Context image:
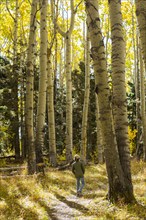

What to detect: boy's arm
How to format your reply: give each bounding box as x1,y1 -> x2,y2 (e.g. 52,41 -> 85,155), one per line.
81,163 -> 85,174
72,164 -> 75,174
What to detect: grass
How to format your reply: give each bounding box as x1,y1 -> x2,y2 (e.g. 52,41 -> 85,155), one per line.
0,160 -> 146,220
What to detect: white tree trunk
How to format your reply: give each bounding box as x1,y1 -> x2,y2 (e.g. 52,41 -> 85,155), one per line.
85,0 -> 135,203
36,0 -> 48,170
65,33 -> 73,162
135,0 -> 146,161
81,24 -> 90,164
108,0 -> 133,188
47,52 -> 57,166
51,0 -> 76,162
135,0 -> 146,70
140,48 -> 146,161
96,98 -> 104,164
26,0 -> 38,174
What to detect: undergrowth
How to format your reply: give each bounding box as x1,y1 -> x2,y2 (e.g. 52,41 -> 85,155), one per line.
0,160 -> 146,220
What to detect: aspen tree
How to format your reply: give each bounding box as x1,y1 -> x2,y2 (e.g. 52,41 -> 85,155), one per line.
26,0 -> 38,174
51,0 -> 76,162
135,0 -> 146,161
81,20 -> 90,164
131,1 -> 141,158
108,0 -> 133,191
135,0 -> 146,69
35,0 -> 48,171
135,36 -> 141,159
85,0 -> 135,203
13,0 -> 20,159
139,48 -> 146,161
47,50 -> 57,166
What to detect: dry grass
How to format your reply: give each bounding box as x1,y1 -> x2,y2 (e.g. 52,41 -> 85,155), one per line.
0,160 -> 146,220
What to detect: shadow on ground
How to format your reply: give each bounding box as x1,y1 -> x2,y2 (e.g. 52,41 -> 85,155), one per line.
54,192 -> 90,214
127,202 -> 146,219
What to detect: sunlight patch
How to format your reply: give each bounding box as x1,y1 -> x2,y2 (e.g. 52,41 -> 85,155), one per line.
0,198 -> 7,209
18,196 -> 49,219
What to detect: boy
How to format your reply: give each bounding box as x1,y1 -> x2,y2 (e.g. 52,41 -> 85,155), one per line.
72,154 -> 85,197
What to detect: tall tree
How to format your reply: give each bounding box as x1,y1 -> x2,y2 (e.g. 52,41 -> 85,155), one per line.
135,36 -> 141,159
135,0 -> 146,161
84,0 -> 135,203
12,0 -> 20,160
81,21 -> 90,164
108,0 -> 133,194
26,0 -> 38,174
139,48 -> 146,161
51,0 -> 76,162
47,50 -> 57,166
35,0 -> 48,171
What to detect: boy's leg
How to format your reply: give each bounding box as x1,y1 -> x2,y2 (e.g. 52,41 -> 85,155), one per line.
76,178 -> 80,195
79,177 -> 85,194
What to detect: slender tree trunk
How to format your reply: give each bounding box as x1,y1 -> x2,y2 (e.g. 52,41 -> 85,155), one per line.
20,49 -> 25,159
81,24 -> 90,164
65,32 -> 73,162
26,0 -> 38,174
135,36 -> 141,159
11,0 -> 20,160
108,0 -> 133,193
140,48 -> 146,161
47,51 -> 57,166
51,0 -> 76,163
135,0 -> 146,70
95,97 -> 104,164
85,0 -> 135,203
135,0 -> 146,161
35,0 -> 48,171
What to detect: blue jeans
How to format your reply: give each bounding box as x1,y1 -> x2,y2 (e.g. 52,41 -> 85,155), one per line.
76,177 -> 85,193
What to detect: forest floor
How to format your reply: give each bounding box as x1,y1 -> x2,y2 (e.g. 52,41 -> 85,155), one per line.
0,159 -> 146,220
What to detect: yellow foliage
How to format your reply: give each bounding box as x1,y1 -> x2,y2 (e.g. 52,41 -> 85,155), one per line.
128,126 -> 137,154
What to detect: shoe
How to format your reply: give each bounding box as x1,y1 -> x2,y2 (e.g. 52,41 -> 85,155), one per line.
77,192 -> 82,197
77,192 -> 80,197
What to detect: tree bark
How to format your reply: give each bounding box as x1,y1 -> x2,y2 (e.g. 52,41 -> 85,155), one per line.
108,0 -> 133,193
85,0 -> 135,203
135,36 -> 141,159
95,96 -> 104,164
140,48 -> 146,161
26,0 -> 38,174
81,23 -> 90,164
35,0 -> 48,172
51,0 -> 76,162
135,0 -> 146,161
135,0 -> 146,70
47,51 -> 57,166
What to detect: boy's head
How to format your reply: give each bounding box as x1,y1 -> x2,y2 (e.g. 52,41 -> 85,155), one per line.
74,154 -> 80,161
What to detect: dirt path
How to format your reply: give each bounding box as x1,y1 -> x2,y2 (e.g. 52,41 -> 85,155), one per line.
48,193 -> 95,220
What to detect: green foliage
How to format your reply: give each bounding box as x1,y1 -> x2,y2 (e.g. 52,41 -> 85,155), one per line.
72,61 -> 96,155
127,81 -> 137,155
0,56 -> 17,155
53,61 -> 97,157
127,81 -> 136,130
